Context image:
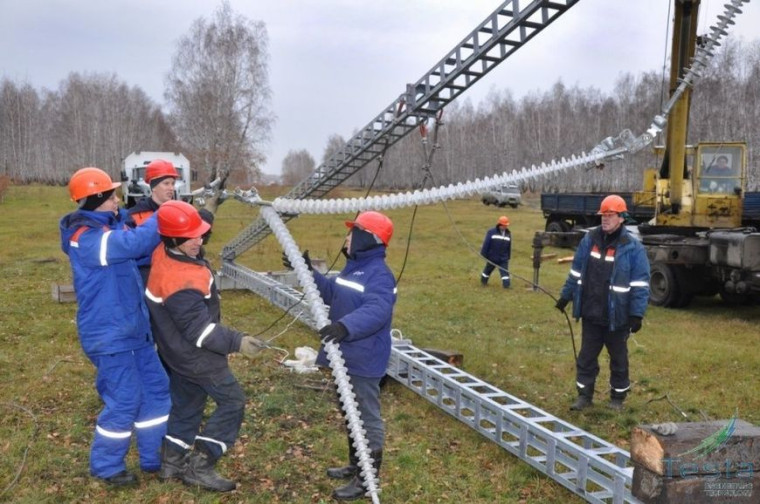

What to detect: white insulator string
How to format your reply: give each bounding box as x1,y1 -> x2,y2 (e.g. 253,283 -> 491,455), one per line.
259,206 -> 381,504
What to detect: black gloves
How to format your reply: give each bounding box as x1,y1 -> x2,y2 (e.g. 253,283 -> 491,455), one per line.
629,316 -> 642,333
319,322 -> 348,345
282,250 -> 312,271
555,297 -> 569,312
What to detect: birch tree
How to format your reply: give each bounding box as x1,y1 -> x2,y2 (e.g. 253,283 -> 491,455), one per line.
165,1 -> 274,210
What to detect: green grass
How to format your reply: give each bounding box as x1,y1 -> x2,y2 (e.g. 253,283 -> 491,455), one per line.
2,184 -> 760,503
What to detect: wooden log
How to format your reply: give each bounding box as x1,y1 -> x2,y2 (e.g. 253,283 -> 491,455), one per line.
539,253 -> 557,262
557,256 -> 574,264
51,283 -> 76,303
631,420 -> 760,476
633,462 -> 759,503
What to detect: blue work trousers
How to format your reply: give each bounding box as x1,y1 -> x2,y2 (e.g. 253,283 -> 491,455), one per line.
481,261 -> 510,287
89,345 -> 170,477
342,375 -> 384,453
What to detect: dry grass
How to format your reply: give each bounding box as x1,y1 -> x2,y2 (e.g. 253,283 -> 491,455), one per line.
1,184 -> 759,503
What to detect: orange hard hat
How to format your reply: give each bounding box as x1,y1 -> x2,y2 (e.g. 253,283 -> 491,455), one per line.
345,211 -> 393,246
68,167 -> 121,202
145,159 -> 179,183
157,200 -> 210,239
598,195 -> 627,214
498,215 -> 510,226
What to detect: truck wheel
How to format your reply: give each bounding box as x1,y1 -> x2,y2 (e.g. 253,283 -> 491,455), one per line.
649,262 -> 681,307
546,221 -> 565,233
509,203 -> 518,208
482,198 -> 490,206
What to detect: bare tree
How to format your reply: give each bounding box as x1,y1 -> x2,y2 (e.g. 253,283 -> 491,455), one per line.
165,1 -> 274,210
48,72 -> 177,183
281,149 -> 315,186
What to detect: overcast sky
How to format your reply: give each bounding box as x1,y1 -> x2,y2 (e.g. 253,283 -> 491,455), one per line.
2,0 -> 758,175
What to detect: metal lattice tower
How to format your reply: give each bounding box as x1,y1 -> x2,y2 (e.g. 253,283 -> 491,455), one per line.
222,0 -> 580,260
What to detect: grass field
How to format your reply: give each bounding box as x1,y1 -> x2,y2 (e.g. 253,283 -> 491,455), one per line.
1,184 -> 759,503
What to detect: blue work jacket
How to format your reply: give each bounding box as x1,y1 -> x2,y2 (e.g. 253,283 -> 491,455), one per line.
312,247 -> 396,378
59,208 -> 160,356
560,226 -> 650,331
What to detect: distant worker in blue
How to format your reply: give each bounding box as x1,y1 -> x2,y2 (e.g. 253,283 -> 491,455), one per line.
554,195 -> 650,412
59,167 -> 170,486
283,210 -> 397,501
480,215 -> 512,288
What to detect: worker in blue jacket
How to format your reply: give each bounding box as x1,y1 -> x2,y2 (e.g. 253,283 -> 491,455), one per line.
480,215 -> 512,287
59,167 -> 170,486
555,195 -> 650,412
285,210 -> 396,501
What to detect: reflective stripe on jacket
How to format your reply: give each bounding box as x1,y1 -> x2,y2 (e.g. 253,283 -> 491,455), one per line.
59,208 -> 160,356
480,225 -> 512,263
145,245 -> 243,383
559,226 -> 650,331
312,247 -> 396,378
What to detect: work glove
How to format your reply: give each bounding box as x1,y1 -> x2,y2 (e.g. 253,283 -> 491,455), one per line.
281,250 -> 312,271
319,322 -> 348,345
629,316 -> 642,334
239,335 -> 267,357
554,297 -> 569,312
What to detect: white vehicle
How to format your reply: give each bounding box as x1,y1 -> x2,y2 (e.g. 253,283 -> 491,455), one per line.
120,151 -> 195,208
481,184 -> 522,208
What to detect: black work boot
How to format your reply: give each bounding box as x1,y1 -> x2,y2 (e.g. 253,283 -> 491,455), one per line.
608,391 -> 627,412
159,438 -> 189,481
333,450 -> 382,501
327,439 -> 359,479
103,470 -> 138,486
570,395 -> 593,411
570,385 -> 594,411
182,445 -> 236,492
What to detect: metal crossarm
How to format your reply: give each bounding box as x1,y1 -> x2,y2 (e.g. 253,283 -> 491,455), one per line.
222,0 -> 580,260
220,269 -> 640,503
219,261 -> 319,329
386,344 -> 640,504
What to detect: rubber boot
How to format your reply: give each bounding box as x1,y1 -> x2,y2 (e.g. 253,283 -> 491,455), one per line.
327,438 -> 359,479
608,390 -> 627,412
103,470 -> 138,486
333,450 -> 382,501
181,444 -> 236,492
159,439 -> 189,481
570,385 -> 594,411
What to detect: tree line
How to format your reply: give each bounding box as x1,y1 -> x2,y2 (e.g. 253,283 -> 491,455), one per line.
289,37 -> 759,194
2,20 -> 757,196
0,1 -> 272,202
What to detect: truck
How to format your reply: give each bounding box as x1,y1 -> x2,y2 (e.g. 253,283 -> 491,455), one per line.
541,188 -> 760,232
120,151 -> 196,208
542,0 -> 760,308
541,192 -> 654,232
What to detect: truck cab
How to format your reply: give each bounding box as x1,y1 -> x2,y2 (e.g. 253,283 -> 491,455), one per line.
120,151 -> 196,208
